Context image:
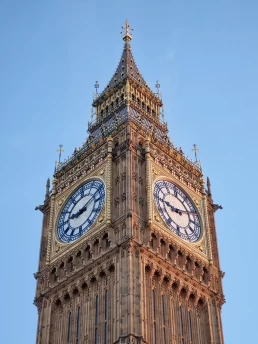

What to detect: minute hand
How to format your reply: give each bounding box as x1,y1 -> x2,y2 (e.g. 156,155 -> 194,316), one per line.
71,187 -> 101,219
174,208 -> 197,216
160,198 -> 196,216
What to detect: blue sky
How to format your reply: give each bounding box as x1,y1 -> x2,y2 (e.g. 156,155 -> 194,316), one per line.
1,1 -> 257,342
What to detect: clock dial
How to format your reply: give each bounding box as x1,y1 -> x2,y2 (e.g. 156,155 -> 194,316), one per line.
153,180 -> 201,243
57,180 -> 105,243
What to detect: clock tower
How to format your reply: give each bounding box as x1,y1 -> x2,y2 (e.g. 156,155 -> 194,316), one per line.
35,21 -> 225,344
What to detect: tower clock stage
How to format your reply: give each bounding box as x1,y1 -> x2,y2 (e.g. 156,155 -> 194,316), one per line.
34,21 -> 225,344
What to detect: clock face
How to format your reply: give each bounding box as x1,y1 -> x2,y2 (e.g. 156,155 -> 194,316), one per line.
153,180 -> 201,243
57,180 -> 105,243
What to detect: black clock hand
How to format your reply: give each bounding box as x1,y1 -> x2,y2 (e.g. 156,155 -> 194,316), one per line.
176,209 -> 197,216
165,202 -> 182,215
159,198 -> 182,215
70,202 -> 90,219
71,204 -> 88,219
159,198 -> 196,216
70,186 -> 101,219
166,202 -> 196,216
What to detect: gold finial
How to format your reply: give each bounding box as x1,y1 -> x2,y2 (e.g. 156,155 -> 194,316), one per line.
192,144 -> 199,163
121,20 -> 133,42
94,81 -> 99,96
155,80 -> 160,97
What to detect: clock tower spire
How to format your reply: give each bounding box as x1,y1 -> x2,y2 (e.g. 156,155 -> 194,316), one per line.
35,22 -> 225,344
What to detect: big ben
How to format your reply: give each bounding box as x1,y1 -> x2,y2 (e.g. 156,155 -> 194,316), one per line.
34,21 -> 225,344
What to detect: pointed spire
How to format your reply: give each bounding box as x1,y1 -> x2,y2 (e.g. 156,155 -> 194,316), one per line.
207,177 -> 212,197
93,21 -> 160,106
45,178 -> 50,201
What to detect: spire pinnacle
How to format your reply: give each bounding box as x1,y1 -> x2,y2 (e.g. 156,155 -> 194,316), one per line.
45,178 -> 50,201
207,177 -> 212,197
121,20 -> 133,42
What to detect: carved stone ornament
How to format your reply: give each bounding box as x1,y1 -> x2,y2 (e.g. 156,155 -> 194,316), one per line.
54,241 -> 62,253
193,197 -> 199,206
198,245 -> 204,252
154,212 -> 161,223
98,215 -> 104,223
58,199 -> 64,208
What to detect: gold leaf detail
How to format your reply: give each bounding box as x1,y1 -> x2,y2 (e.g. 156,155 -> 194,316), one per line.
193,198 -> 199,205
198,245 -> 204,252
55,242 -> 61,253
154,213 -> 160,222
58,199 -> 64,207
99,216 -> 104,222
152,169 -> 158,175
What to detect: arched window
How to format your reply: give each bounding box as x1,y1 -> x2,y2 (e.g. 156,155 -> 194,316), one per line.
152,290 -> 157,344
162,295 -> 166,344
104,290 -> 108,344
95,295 -> 99,344
188,310 -> 193,343
76,307 -> 80,344
179,306 -> 184,344
67,312 -> 72,344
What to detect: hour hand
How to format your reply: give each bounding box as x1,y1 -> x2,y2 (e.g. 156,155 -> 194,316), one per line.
165,202 -> 182,215
70,205 -> 87,219
70,212 -> 78,219
159,198 -> 182,215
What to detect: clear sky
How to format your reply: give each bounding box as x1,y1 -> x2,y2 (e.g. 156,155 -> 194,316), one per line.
1,0 -> 257,343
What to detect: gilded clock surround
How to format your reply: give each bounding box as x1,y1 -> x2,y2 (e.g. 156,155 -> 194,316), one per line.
34,22 -> 225,344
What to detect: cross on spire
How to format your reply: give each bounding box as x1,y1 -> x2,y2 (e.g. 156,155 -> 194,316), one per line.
192,144 -> 199,163
121,19 -> 133,42
56,144 -> 64,163
94,81 -> 99,95
155,80 -> 160,97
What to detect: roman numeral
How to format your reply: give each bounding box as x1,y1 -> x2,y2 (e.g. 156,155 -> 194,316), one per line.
185,229 -> 191,241
188,226 -> 194,233
70,197 -> 76,204
64,227 -> 70,234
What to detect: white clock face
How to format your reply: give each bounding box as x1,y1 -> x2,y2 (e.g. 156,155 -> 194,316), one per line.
57,180 -> 105,243
153,180 -> 201,243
